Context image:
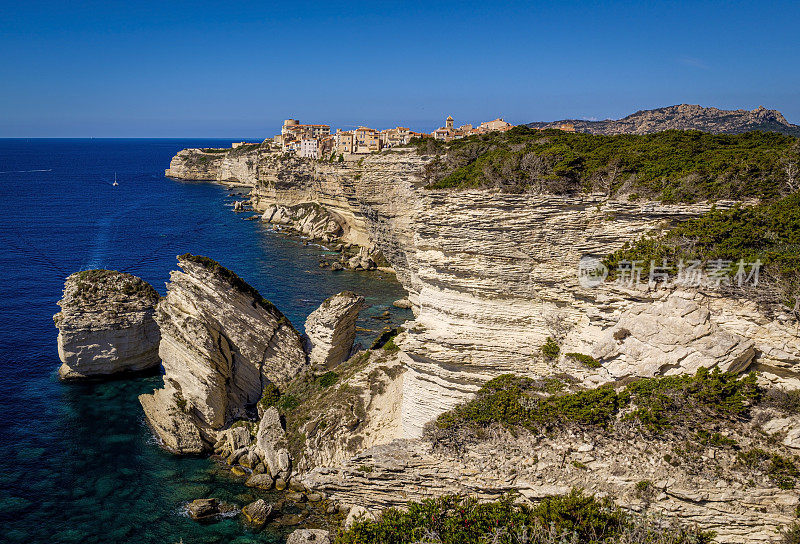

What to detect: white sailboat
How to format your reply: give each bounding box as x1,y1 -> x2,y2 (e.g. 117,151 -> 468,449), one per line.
112,172 -> 119,186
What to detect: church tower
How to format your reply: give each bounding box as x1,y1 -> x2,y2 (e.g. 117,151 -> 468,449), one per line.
446,115 -> 454,129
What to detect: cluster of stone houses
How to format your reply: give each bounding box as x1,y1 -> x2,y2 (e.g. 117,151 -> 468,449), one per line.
431,116 -> 514,141
269,115 -> 516,159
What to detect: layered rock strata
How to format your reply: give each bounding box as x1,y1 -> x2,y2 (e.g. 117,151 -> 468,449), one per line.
209,347 -> 407,481
302,405 -> 800,544
165,147 -> 800,437
54,270 -> 161,380
160,146 -> 800,542
139,254 -> 307,453
262,203 -> 345,243
303,292 -> 364,369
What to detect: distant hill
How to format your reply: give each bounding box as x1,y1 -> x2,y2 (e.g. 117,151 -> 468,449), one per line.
527,104 -> 800,136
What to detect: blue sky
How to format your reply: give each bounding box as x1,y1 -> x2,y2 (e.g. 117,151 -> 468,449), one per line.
1,0 -> 798,137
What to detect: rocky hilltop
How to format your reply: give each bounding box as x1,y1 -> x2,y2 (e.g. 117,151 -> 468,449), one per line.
527,104 -> 800,135
54,269 -> 161,380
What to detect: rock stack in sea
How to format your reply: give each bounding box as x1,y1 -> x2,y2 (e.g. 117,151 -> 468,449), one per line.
139,254 -> 308,453
54,269 -> 161,380
303,291 -> 364,369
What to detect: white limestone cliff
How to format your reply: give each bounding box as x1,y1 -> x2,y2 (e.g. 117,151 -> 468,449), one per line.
139,254 -> 307,453
166,148 -> 800,436
303,292 -> 364,369
54,270 -> 161,380
163,147 -> 800,541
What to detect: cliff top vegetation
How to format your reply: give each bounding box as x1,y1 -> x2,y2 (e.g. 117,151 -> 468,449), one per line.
68,269 -> 159,305
604,191 -> 800,310
431,368 -> 760,435
411,127 -> 800,203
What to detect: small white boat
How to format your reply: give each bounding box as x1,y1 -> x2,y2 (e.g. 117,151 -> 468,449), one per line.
112,173 -> 119,186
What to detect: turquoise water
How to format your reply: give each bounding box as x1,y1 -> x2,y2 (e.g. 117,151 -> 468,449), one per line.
0,139 -> 411,543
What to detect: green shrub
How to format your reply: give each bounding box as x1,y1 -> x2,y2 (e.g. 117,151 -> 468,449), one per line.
634,480 -> 655,499
173,391 -> 187,413
695,430 -> 738,447
259,382 -> 281,410
737,448 -> 800,489
770,455 -> 800,489
541,337 -> 560,360
433,367 -> 759,435
604,192 -> 800,307
624,367 -> 759,431
782,522 -> 800,544
318,371 -> 339,388
565,352 -> 602,368
276,394 -> 301,411
416,126 -> 798,203
337,489 -> 713,544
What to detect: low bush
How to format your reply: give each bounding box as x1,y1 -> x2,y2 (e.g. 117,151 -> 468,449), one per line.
782,522 -> 800,544
603,192 -> 800,308
635,480 -> 655,500
623,367 -> 759,431
318,371 -> 339,388
276,393 -> 301,411
258,382 -> 281,410
433,367 -> 759,435
613,328 -> 631,341
541,337 -> 560,360
565,352 -> 602,368
694,430 -> 738,448
412,127 -> 798,203
337,490 -> 714,544
737,448 -> 800,489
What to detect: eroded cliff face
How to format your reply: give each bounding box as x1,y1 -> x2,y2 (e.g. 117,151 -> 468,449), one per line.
157,147 -> 800,541
166,147 -> 800,439
303,292 -> 364,370
54,270 -> 161,379
139,255 -> 307,453
301,419 -> 800,544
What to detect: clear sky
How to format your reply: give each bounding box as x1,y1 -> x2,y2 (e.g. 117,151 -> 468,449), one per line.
2,0 -> 798,137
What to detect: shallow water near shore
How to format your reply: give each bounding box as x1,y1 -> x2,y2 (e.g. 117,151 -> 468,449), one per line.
0,139 -> 411,543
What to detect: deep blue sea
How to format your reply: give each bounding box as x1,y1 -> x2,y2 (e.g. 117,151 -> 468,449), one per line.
0,139 -> 410,543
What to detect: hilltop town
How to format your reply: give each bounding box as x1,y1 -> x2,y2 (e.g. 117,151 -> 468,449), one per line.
234,115 -> 519,159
